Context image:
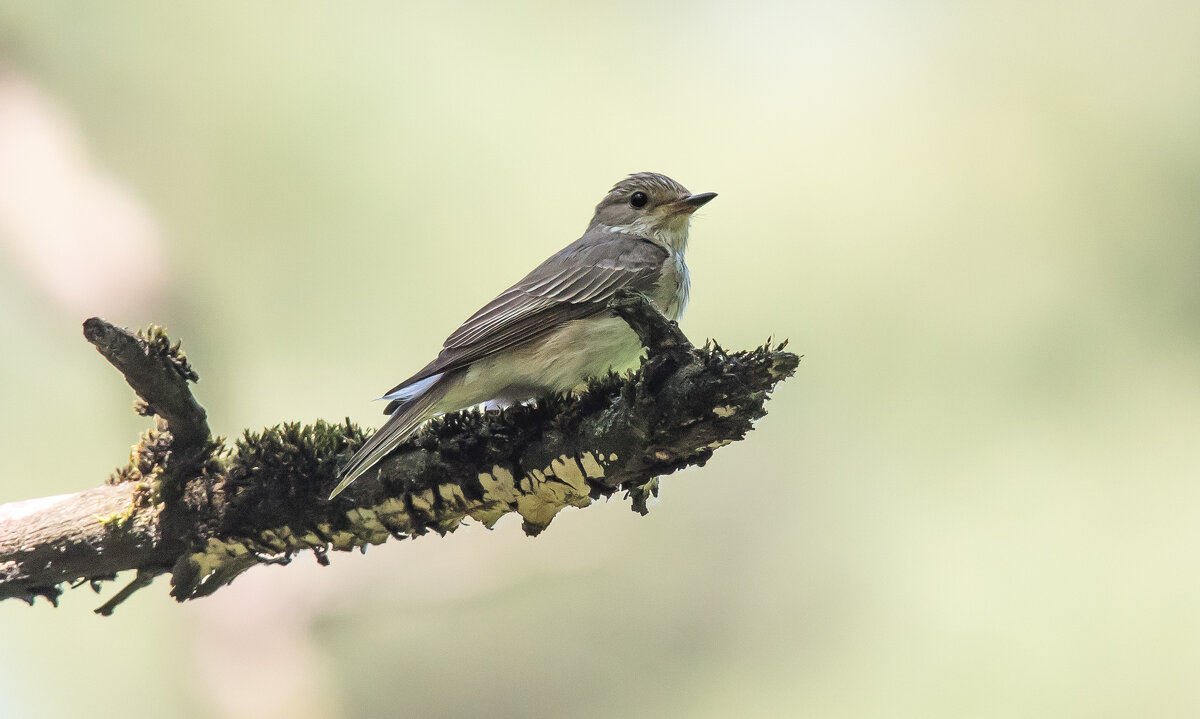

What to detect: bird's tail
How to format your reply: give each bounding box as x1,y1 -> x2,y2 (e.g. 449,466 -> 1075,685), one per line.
328,382 -> 445,499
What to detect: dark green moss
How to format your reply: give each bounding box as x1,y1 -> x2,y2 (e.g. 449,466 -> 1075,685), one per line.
135,325 -> 199,384
219,419 -> 366,536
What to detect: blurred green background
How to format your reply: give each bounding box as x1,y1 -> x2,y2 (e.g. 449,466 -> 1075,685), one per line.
2,1 -> 1199,717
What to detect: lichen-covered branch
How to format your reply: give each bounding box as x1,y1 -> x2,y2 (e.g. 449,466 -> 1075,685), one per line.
82,318 -> 209,459
0,296 -> 799,613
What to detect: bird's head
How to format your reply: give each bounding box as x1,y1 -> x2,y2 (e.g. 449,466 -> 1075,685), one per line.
588,172 -> 717,253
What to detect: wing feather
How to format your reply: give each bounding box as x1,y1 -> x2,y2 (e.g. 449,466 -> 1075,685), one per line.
381,232 -> 666,402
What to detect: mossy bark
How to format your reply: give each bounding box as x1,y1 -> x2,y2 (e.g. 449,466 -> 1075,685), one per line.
0,293 -> 799,612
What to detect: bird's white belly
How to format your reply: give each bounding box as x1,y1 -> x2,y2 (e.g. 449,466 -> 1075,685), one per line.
441,315 -> 645,410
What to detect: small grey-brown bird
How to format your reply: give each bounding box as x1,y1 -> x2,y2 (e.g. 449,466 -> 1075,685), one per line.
329,172 -> 716,498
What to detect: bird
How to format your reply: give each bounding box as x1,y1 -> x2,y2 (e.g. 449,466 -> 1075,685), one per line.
328,172 -> 716,499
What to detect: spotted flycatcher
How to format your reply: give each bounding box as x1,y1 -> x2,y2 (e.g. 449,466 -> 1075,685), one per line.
329,172 -> 716,498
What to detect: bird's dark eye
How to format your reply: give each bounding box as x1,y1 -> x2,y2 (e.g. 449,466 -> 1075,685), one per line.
629,191 -> 649,209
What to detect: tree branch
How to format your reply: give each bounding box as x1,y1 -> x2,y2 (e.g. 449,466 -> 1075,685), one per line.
0,294 -> 799,612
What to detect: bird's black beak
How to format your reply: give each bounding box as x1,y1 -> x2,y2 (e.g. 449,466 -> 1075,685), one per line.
671,192 -> 717,215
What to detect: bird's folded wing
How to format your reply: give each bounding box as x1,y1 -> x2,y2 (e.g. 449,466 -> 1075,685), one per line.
383,234 -> 666,397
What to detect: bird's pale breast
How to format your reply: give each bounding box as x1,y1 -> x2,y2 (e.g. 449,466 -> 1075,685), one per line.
656,252 -> 690,321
